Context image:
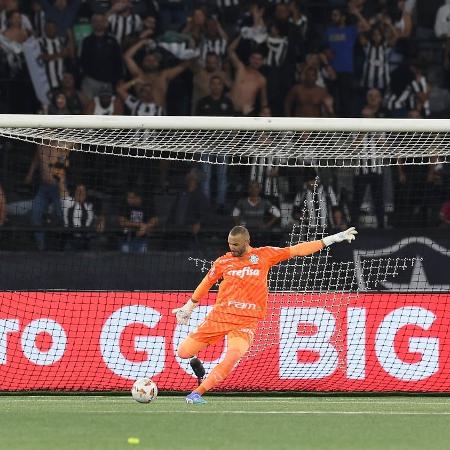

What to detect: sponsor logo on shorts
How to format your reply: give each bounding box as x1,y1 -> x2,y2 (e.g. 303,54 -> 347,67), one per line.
227,266 -> 260,278
227,300 -> 257,310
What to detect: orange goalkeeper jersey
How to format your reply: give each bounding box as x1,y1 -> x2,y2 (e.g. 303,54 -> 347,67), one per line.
194,246 -> 291,323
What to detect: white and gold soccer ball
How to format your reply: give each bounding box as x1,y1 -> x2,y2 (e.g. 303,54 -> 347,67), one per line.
131,378 -> 158,403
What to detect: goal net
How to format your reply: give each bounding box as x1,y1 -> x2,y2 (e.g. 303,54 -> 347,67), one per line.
0,115 -> 449,392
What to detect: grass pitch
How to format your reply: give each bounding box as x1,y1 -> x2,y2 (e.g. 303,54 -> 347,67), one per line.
1,395 -> 450,450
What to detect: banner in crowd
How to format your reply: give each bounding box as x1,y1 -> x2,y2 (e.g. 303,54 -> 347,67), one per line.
23,36 -> 50,107
1,291 -> 449,392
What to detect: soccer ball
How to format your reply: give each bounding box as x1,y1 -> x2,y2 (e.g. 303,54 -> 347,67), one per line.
131,378 -> 158,403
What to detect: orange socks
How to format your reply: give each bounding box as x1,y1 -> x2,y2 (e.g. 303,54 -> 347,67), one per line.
194,337 -> 249,395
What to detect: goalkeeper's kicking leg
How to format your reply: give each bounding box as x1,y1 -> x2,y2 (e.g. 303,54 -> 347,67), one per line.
177,335 -> 250,405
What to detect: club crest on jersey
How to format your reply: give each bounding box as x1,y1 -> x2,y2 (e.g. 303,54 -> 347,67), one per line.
249,254 -> 259,264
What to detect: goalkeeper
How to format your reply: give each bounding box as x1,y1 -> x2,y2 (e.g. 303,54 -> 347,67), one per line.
173,225 -> 357,404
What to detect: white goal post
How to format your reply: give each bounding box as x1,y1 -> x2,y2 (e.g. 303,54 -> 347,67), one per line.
0,114 -> 449,167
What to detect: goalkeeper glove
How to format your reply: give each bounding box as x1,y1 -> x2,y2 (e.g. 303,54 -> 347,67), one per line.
172,299 -> 198,325
322,227 -> 358,247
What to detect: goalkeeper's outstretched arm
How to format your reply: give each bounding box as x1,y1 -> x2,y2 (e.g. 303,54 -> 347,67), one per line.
289,227 -> 358,258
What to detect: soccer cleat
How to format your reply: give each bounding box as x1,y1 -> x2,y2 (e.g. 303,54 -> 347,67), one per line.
190,357 -> 206,386
185,392 -> 207,405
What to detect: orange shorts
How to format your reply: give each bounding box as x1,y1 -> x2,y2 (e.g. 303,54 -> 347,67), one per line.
189,318 -> 258,347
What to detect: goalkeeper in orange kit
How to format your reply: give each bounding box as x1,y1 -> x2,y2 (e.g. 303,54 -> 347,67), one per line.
172,225 -> 358,404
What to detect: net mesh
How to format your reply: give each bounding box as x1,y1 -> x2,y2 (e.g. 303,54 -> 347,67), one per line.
0,127 -> 449,166
0,120 -> 449,392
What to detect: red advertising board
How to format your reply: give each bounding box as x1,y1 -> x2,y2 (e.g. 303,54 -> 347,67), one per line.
0,291 -> 449,392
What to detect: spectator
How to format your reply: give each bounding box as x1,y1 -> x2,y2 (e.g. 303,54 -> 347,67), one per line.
123,38 -> 192,111
200,18 -> 228,63
0,10 -> 35,113
80,13 -> 123,99
39,0 -> 81,37
385,0 -> 414,40
30,0 -> 46,37
289,0 -> 308,41
117,78 -> 163,115
263,20 -> 290,116
84,85 -> 124,114
284,66 -> 334,117
359,24 -> 396,94
168,168 -> 209,244
60,70 -> 88,114
325,6 -> 369,117
350,132 -> 386,228
361,88 -> 387,118
0,0 -> 33,32
39,20 -> 70,90
195,76 -> 234,213
182,7 -> 207,47
228,35 -> 269,116
48,90 -> 71,114
25,142 -> 71,250
119,189 -> 158,253
249,152 -> 282,208
292,173 -> 342,230
191,52 -> 230,114
58,173 -> 102,250
106,0 -> 142,48
435,0 -> 450,39
232,181 -> 281,232
299,52 -> 336,89
386,60 -> 430,117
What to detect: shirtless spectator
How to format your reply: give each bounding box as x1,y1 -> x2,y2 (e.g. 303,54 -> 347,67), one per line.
25,141 -> 71,250
284,66 -> 334,117
191,52 -> 230,114
84,86 -> 124,115
298,52 -> 336,89
124,38 -> 192,111
228,35 -> 269,116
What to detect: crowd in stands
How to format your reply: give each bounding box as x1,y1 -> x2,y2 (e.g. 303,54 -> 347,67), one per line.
0,0 -> 449,251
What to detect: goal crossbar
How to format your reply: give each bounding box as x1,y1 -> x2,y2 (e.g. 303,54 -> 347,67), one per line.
1,115 -> 449,167
1,114 -> 450,132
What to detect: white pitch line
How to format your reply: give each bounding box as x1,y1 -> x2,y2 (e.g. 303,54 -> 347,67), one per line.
4,398 -> 450,406
79,410 -> 450,416
4,395 -> 450,406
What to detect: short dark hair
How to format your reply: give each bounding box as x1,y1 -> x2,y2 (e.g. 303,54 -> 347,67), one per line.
229,226 -> 250,239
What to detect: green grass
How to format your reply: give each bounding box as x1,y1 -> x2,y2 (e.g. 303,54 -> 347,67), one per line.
1,395 -> 450,450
